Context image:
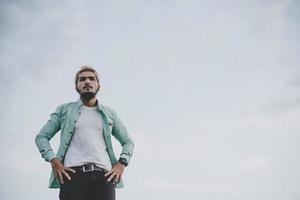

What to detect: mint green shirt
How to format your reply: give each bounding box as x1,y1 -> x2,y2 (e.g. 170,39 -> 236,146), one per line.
35,100 -> 135,188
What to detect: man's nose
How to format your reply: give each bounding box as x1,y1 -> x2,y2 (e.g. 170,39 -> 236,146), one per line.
84,78 -> 92,84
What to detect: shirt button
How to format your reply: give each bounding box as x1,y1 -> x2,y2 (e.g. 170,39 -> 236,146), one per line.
74,120 -> 77,123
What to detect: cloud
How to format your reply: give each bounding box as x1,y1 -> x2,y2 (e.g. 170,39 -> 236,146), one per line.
260,97 -> 300,116
1,0 -> 300,200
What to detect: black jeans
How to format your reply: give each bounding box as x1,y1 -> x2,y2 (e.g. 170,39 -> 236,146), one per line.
59,170 -> 115,200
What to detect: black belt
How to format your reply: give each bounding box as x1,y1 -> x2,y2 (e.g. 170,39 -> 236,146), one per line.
70,163 -> 107,173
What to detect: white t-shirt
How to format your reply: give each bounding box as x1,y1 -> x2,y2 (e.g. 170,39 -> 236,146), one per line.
63,105 -> 112,170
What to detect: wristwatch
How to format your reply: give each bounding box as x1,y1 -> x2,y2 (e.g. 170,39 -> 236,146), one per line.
118,158 -> 128,167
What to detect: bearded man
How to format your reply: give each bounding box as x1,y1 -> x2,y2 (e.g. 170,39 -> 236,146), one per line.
35,66 -> 134,200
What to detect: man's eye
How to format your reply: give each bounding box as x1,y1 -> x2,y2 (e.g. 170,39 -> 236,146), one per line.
90,77 -> 96,81
79,78 -> 86,81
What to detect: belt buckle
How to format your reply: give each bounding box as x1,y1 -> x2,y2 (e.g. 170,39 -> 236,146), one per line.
83,164 -> 94,172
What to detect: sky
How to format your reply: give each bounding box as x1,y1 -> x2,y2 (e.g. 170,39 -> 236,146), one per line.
0,0 -> 300,199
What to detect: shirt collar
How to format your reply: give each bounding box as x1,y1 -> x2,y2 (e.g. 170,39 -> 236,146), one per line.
76,98 -> 103,111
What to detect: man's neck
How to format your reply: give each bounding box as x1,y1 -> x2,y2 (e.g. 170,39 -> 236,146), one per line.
81,97 -> 97,107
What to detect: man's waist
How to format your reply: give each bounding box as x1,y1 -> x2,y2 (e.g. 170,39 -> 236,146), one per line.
70,163 -> 108,173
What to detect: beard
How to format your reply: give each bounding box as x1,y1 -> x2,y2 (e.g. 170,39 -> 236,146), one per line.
80,91 -> 96,101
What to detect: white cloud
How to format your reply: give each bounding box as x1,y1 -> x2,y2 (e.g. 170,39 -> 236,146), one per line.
1,0 -> 299,199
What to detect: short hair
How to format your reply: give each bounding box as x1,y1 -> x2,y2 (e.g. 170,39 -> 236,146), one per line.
75,65 -> 100,93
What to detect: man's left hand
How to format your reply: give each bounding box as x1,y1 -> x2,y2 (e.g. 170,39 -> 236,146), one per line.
105,162 -> 125,184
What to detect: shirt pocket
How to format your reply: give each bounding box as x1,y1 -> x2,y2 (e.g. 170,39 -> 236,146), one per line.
107,117 -> 114,133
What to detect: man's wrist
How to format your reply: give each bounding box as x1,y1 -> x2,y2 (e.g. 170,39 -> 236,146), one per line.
118,158 -> 128,167
50,157 -> 59,164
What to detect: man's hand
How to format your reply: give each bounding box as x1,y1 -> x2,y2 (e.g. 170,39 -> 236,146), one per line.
104,162 -> 125,184
51,158 -> 76,184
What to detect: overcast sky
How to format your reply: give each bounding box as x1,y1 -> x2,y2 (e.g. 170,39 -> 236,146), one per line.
1,0 -> 300,200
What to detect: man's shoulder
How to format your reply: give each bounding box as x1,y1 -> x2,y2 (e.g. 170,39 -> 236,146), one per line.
100,104 -> 115,114
100,104 -> 117,118
55,101 -> 79,111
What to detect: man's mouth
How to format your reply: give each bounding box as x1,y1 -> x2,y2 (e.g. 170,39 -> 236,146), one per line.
83,86 -> 93,89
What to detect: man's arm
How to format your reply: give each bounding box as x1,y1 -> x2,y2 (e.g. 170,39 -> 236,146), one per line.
111,109 -> 135,165
35,105 -> 62,162
35,105 -> 76,184
104,108 -> 135,184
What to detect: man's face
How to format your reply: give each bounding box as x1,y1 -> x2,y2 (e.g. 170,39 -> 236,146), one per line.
76,71 -> 99,94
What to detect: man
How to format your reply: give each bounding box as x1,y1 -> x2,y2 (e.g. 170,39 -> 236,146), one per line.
35,66 -> 134,200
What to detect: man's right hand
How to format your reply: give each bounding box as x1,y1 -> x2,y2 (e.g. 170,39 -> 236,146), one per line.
51,158 -> 76,184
